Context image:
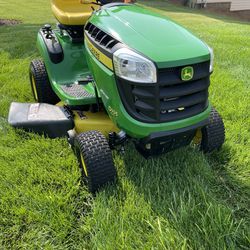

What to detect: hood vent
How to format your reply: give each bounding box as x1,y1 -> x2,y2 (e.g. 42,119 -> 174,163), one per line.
85,22 -> 119,52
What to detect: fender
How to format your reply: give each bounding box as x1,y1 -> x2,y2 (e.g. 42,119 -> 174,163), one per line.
38,25 -> 64,64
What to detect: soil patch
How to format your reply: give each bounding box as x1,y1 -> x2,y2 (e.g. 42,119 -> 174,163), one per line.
0,19 -> 21,26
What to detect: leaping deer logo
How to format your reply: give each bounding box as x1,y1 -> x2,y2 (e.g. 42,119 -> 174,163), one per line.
181,66 -> 194,81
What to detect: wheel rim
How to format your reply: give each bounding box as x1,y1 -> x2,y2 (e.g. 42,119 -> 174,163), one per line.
31,75 -> 38,101
193,128 -> 202,144
80,153 -> 88,177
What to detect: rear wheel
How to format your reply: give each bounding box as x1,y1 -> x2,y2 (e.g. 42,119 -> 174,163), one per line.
75,130 -> 117,193
193,107 -> 225,153
29,59 -> 59,104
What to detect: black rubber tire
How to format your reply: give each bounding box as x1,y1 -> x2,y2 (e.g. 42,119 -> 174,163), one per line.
75,130 -> 117,193
200,107 -> 225,153
29,59 -> 59,104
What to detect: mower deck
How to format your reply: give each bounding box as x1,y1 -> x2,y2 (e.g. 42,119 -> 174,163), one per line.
8,102 -> 119,139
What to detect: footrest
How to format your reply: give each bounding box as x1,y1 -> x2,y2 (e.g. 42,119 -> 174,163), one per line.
60,84 -> 95,99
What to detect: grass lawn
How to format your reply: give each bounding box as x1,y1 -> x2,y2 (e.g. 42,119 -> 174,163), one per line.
0,0 -> 249,249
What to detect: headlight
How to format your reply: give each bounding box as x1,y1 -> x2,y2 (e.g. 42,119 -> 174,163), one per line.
113,48 -> 157,83
207,46 -> 214,73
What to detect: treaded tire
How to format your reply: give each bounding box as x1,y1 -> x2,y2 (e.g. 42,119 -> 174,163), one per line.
29,59 -> 59,104
200,107 -> 225,153
75,130 -> 117,193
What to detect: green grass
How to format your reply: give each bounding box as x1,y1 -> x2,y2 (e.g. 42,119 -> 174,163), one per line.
0,0 -> 249,249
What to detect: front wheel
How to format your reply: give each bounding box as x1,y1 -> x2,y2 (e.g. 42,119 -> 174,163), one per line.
193,107 -> 225,153
75,130 -> 117,193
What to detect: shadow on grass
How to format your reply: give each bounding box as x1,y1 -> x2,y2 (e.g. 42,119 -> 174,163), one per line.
118,142 -> 250,248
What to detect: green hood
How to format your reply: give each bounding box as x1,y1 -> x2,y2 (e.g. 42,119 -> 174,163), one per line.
88,4 -> 210,68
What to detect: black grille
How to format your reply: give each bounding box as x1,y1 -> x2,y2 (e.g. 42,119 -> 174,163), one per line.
85,22 -> 119,52
116,61 -> 210,123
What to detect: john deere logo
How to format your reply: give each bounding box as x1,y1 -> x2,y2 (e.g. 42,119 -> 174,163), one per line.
181,66 -> 194,81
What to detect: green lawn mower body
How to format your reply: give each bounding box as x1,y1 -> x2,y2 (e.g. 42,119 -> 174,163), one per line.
8,2 -> 225,193
37,4 -> 212,136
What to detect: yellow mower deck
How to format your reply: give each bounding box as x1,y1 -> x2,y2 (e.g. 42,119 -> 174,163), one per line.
73,110 -> 119,136
56,101 -> 119,136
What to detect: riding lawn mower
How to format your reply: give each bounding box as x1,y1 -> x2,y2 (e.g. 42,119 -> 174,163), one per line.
8,0 -> 225,193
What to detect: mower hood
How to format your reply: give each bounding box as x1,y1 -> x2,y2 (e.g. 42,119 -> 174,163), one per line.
88,4 -> 210,68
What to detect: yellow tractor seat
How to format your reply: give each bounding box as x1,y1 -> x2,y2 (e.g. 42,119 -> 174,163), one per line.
51,0 -> 98,26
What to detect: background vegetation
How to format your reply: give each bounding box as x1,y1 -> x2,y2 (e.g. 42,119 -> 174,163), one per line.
0,0 -> 249,248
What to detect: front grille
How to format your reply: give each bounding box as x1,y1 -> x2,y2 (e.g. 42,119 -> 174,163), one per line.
116,61 -> 210,123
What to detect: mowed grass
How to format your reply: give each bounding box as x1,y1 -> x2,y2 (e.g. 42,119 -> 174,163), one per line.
0,0 -> 249,249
